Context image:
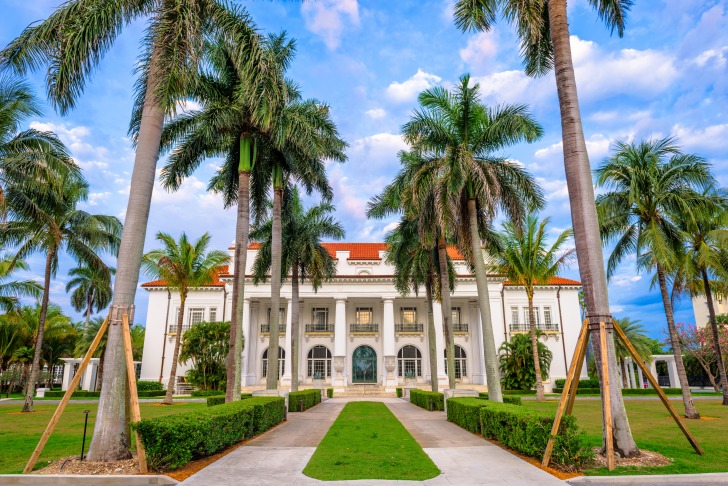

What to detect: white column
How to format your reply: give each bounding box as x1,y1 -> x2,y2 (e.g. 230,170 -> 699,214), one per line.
61,361 -> 73,391
471,302 -> 485,385
382,297 -> 397,391
637,364 -> 645,389
649,361 -> 658,388
627,359 -> 635,388
432,301 -> 448,386
282,299 -> 293,385
240,298 -> 251,386
667,358 -> 679,389
333,297 -> 347,391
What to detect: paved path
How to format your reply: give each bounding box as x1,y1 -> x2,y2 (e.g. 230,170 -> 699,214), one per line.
181,398 -> 563,485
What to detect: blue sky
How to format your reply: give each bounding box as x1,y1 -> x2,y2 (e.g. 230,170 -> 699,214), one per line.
1,0 -> 727,340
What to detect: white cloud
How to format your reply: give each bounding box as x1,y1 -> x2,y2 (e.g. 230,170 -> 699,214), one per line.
349,132 -> 408,163
612,274 -> 642,287
175,99 -> 202,114
471,70 -> 553,105
301,0 -> 359,50
671,123 -> 728,151
693,46 -> 728,68
86,192 -> 111,207
590,110 -> 651,124
536,177 -> 569,201
364,108 -> 387,120
534,134 -> 611,162
459,31 -> 498,70
386,69 -> 442,103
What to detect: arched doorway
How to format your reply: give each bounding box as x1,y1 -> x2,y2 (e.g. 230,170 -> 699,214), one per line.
352,345 -> 377,383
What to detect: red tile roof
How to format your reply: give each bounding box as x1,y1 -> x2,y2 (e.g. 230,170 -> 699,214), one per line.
248,242 -> 466,261
141,265 -> 229,288
504,276 -> 581,286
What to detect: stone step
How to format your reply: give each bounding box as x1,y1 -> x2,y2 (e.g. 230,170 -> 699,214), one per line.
337,386 -> 396,397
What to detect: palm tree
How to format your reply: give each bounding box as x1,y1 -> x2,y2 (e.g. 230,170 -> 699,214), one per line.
3,174 -> 121,412
670,196 -> 728,405
368,150 -> 460,388
250,186 -> 344,391
66,265 -> 115,333
612,318 -> 653,389
491,214 -> 574,401
160,33 -> 298,401
595,137 -> 718,419
74,316 -> 108,391
142,232 -> 228,405
401,74 -> 544,402
0,255 -> 42,312
384,217 -> 455,392
0,74 -> 78,208
2,0 -> 273,459
499,331 -> 552,391
453,0 -> 639,455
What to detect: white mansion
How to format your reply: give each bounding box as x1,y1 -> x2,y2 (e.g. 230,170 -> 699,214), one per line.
139,243 -> 584,392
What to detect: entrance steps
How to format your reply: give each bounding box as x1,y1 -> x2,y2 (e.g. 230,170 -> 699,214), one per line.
338,385 -> 396,397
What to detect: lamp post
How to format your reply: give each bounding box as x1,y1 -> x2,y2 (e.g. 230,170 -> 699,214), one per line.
80,410 -> 91,460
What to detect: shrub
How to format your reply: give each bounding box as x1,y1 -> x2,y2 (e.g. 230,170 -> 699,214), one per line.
137,380 -> 164,391
191,390 -> 227,397
206,394 -> 253,407
289,389 -> 321,412
499,332 -> 552,391
137,390 -> 166,398
326,388 -> 333,398
478,392 -> 522,406
447,398 -> 591,469
553,378 -> 599,389
396,387 -> 403,398
502,389 -> 537,395
134,396 -> 285,470
44,390 -> 100,398
409,389 -> 444,411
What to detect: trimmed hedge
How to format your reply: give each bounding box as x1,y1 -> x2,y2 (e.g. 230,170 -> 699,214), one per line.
396,387 -> 403,398
134,396 -> 285,470
554,378 -> 600,389
326,388 -> 333,398
501,389 -> 537,395
206,394 -> 253,407
478,392 -> 522,405
137,390 -> 166,398
190,390 -> 226,397
409,389 -> 444,411
447,398 -> 591,469
137,380 -> 164,391
289,389 -> 321,412
44,390 -> 99,398
552,387 -> 683,395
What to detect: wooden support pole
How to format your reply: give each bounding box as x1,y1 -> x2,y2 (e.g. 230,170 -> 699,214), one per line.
599,322 -> 615,471
121,314 -> 147,473
541,319 -> 590,468
565,321 -> 590,416
612,321 -> 704,455
23,317 -> 110,474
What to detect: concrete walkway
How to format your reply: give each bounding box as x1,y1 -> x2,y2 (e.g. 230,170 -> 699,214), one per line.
180,397 -> 563,485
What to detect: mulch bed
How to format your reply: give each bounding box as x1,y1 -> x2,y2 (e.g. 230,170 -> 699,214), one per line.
591,448 -> 672,468
36,456 -> 139,475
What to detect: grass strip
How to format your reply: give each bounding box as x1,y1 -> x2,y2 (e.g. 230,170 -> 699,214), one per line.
303,401 -> 440,481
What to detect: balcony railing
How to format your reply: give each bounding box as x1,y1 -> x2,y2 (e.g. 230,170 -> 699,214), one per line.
452,322 -> 469,333
168,323 -> 192,335
305,323 -> 335,333
260,323 -> 286,334
395,323 -> 424,333
509,322 -> 560,333
350,323 -> 379,333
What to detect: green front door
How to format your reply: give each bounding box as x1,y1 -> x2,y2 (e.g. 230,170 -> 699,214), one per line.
352,346 -> 377,383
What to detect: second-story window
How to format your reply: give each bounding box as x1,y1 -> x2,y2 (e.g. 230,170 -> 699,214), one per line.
267,307 -> 286,325
356,307 -> 373,324
209,307 -> 217,322
187,308 -> 204,332
543,307 -> 552,325
400,307 -> 417,325
510,307 -> 519,325
451,307 -> 461,325
523,307 -> 540,326
312,307 -> 329,326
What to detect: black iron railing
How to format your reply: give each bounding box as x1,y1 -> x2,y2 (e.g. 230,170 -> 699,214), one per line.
452,322 -> 469,333
395,323 -> 424,333
260,323 -> 286,334
305,323 -> 335,333
509,322 -> 559,333
350,323 -> 379,333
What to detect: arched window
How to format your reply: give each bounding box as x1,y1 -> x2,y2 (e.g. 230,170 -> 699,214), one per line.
444,345 -> 467,380
307,345 -> 332,378
397,345 -> 422,378
262,347 -> 285,379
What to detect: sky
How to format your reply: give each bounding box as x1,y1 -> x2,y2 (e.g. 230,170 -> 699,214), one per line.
1,0 -> 727,340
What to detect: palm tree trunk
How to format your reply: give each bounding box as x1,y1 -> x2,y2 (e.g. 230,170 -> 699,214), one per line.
437,234 -> 456,389
702,268 -> 728,405
266,184 -> 283,390
291,263 -> 300,392
467,198 -> 502,402
163,293 -> 186,405
84,295 -> 92,333
88,46 -> 165,462
528,296 -> 545,401
95,348 -> 105,391
226,168 -> 251,402
426,280 -> 438,393
656,264 -> 699,418
22,248 -> 53,413
547,0 -> 638,457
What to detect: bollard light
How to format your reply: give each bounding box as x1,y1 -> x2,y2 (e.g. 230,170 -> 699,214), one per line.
80,410 -> 91,461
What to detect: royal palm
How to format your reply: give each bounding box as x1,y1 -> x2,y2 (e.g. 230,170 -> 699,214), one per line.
401,74 -> 544,401
142,232 -> 228,405
3,174 -> 121,412
492,215 -> 573,401
454,0 -> 638,454
2,0 -> 271,458
250,186 -> 344,391
596,137 -> 718,418
66,265 -> 115,333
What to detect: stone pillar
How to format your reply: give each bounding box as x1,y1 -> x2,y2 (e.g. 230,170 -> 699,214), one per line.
240,298 -> 251,386
382,297 -> 397,391
282,299 -> 293,386
432,301 -> 448,387
637,364 -> 645,389
627,359 -> 635,388
244,301 -> 258,386
667,358 -> 679,389
333,297 -> 347,391
471,302 -> 485,385
61,360 -> 73,391
649,361 -> 658,388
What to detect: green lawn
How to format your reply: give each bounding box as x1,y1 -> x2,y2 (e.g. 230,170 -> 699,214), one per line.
303,401 -> 440,481
0,401 -> 207,474
523,398 -> 728,476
